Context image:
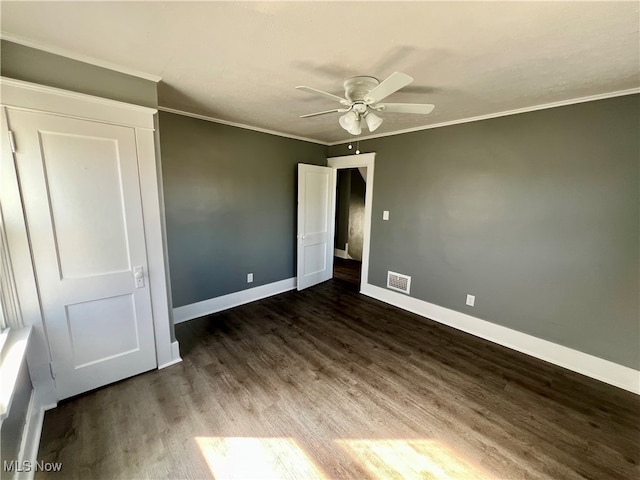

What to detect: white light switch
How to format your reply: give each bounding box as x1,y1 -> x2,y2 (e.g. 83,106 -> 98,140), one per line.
466,294 -> 475,307
247,273 -> 254,283
383,210 -> 390,221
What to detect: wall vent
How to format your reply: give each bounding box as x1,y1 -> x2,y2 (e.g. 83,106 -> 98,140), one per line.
387,271 -> 411,295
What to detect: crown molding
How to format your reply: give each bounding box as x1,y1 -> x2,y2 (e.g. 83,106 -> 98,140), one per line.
0,33 -> 162,83
158,107 -> 329,146
327,87 -> 640,146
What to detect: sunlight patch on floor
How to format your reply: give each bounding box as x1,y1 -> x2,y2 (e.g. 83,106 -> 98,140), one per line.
195,437 -> 327,480
336,439 -> 495,480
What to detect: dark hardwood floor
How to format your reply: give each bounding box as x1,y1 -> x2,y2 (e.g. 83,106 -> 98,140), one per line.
333,257 -> 362,289
36,259 -> 639,479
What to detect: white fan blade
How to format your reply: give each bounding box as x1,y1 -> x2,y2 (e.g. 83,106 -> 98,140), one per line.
377,103 -> 435,114
300,109 -> 344,118
296,86 -> 348,104
364,72 -> 414,104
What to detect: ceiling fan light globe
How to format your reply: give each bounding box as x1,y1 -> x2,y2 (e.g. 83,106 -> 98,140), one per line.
348,121 -> 362,135
339,111 -> 358,131
365,112 -> 383,132
338,114 -> 350,131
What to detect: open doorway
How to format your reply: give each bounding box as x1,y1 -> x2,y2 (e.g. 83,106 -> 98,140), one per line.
334,168 -> 367,289
328,153 -> 375,293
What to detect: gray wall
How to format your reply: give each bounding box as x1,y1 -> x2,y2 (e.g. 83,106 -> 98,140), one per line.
335,168 -> 366,260
0,40 -> 158,108
335,170 -> 351,251
347,170 -> 366,261
1,359 -> 33,466
159,111 -> 326,307
329,94 -> 639,369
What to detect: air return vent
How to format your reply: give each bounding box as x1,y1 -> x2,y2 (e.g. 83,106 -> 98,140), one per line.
387,271 -> 411,294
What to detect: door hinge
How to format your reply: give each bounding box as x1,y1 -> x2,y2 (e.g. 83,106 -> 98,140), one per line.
49,361 -> 56,379
8,130 -> 16,154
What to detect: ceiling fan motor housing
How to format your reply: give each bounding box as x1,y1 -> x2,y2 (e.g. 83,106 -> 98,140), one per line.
344,76 -> 379,102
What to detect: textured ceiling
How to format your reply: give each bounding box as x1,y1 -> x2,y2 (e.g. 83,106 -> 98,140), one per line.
1,1 -> 638,144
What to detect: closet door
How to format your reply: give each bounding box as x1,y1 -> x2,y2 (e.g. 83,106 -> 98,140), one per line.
7,108 -> 157,400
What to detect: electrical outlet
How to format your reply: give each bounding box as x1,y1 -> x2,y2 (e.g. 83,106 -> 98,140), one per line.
247,273 -> 254,283
466,294 -> 475,307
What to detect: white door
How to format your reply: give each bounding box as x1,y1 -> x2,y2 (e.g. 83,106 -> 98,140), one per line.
7,108 -> 157,400
297,164 -> 335,290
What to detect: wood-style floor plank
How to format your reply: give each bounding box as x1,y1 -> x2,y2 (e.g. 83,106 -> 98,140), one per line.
36,259 -> 639,479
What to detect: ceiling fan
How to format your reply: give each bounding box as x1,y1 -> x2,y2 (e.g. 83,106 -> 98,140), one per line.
296,72 -> 435,135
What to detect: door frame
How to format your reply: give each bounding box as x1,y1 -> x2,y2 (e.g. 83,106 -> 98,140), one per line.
0,77 -> 179,405
328,153 -> 375,290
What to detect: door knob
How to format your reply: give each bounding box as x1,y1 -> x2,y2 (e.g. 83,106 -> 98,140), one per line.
133,266 -> 145,288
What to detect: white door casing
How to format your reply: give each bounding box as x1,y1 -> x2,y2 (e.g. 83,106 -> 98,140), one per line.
7,108 -> 157,400
297,164 -> 336,290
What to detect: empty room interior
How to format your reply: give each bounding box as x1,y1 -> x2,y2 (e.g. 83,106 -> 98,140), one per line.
0,2 -> 639,479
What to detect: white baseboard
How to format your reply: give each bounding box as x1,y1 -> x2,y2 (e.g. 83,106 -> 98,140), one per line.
360,282 -> 640,395
15,387 -> 47,480
173,277 -> 297,324
158,340 -> 182,369
334,248 -> 349,259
